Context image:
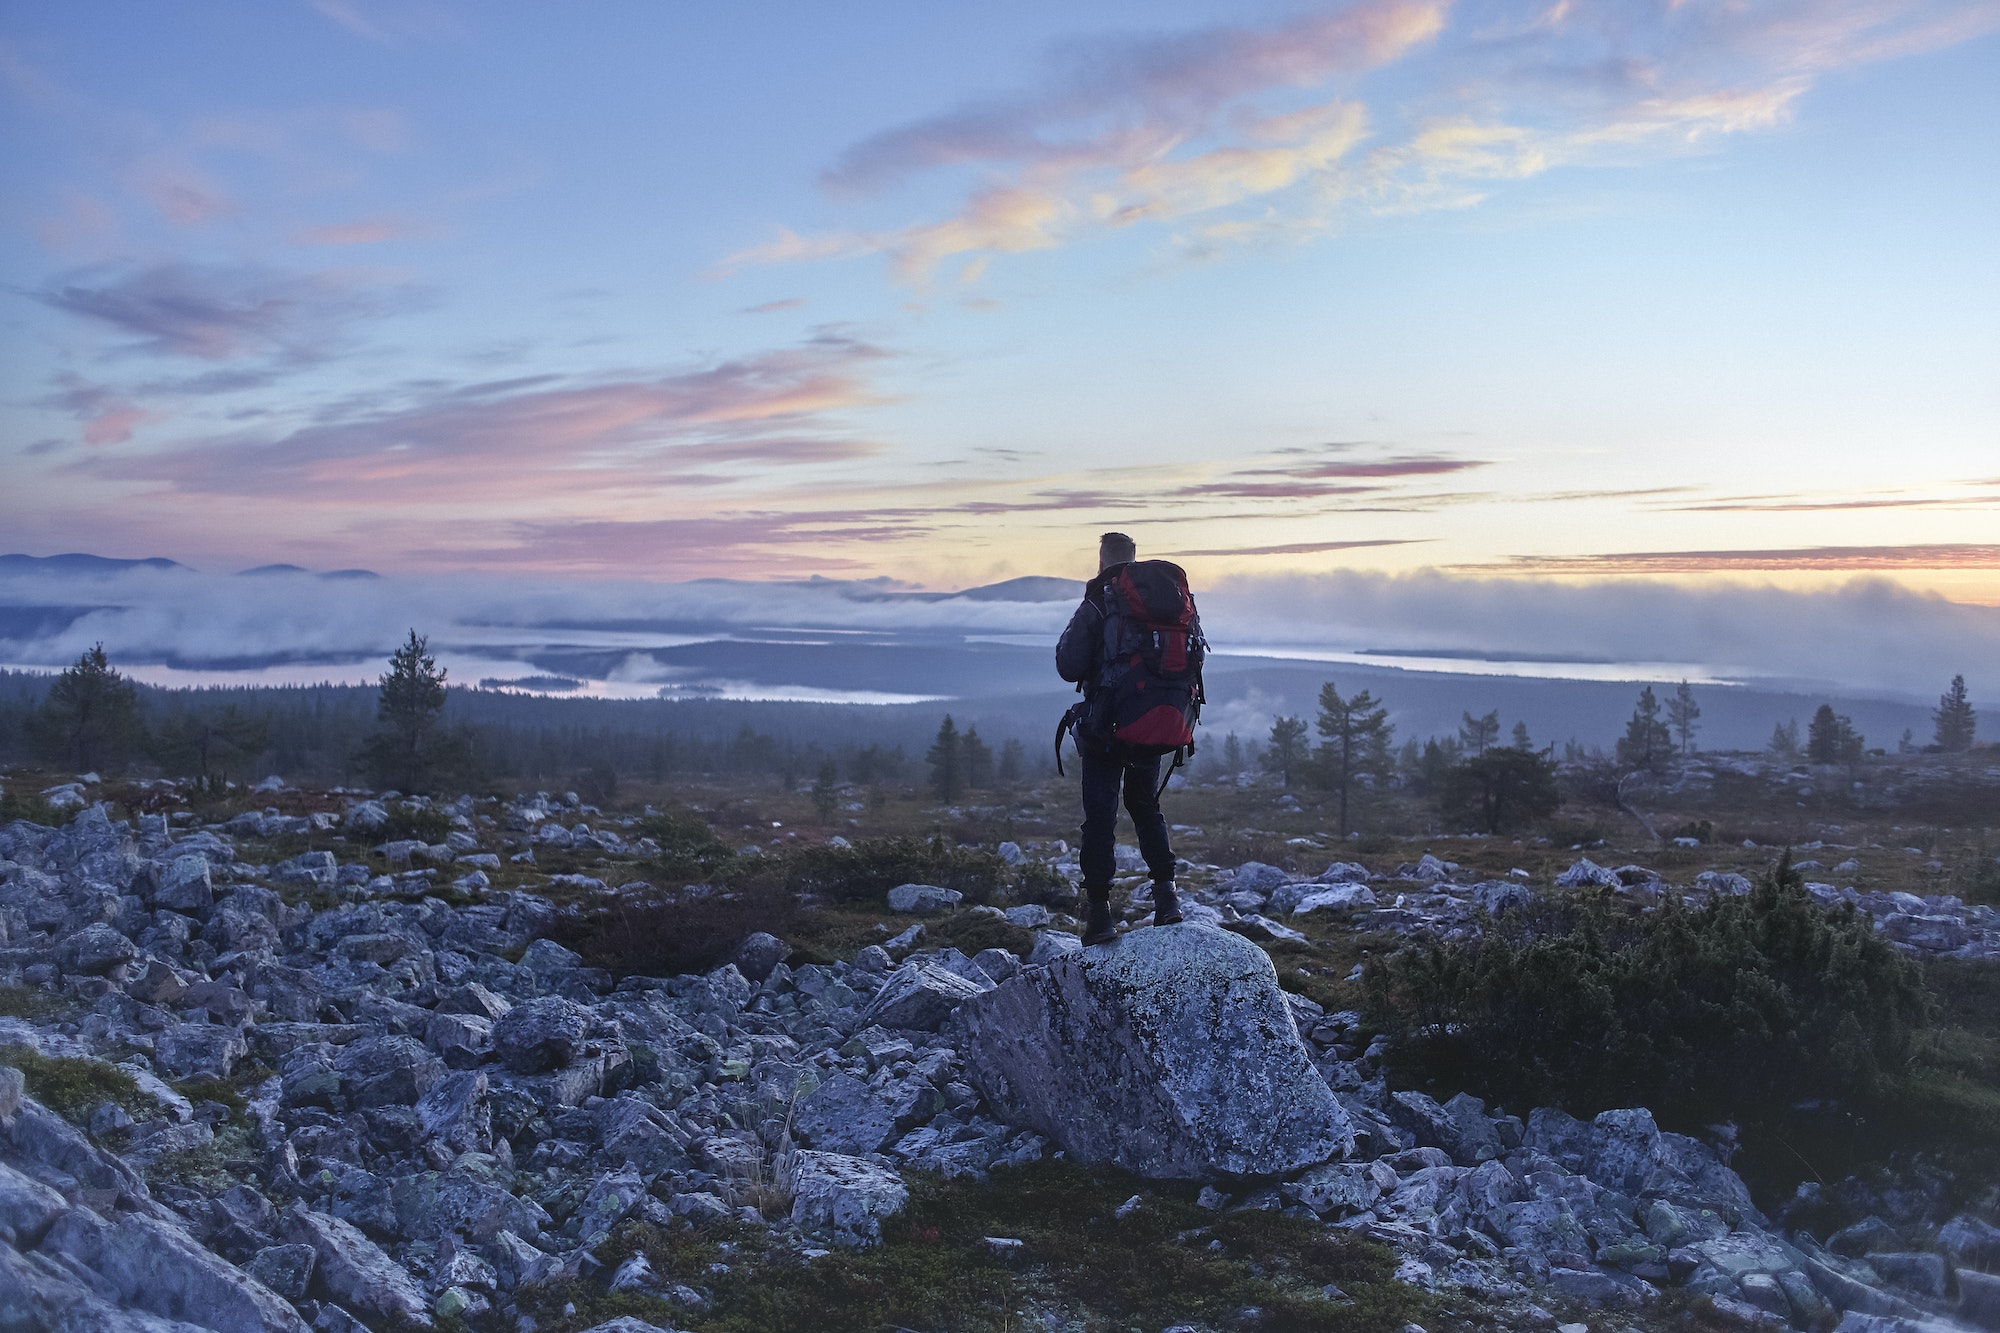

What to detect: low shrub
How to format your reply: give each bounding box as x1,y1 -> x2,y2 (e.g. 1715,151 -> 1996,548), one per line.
554,881 -> 794,979
1367,856 -> 1936,1155
0,986 -> 71,1022
377,803 -> 453,845
0,1046 -> 145,1122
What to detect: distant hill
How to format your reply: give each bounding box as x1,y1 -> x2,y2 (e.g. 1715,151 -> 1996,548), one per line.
0,553 -> 186,575
950,576 -> 1077,602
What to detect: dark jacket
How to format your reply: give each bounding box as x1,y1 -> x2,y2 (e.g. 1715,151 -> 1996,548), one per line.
1055,569 -> 1113,688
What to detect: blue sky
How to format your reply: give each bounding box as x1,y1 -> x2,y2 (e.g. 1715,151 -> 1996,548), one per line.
4,0 -> 1997,601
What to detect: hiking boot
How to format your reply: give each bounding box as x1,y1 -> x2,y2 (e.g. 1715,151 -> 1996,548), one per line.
1151,880 -> 1183,927
1081,893 -> 1117,946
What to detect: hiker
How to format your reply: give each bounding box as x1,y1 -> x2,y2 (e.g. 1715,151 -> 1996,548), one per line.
1056,531 -> 1206,946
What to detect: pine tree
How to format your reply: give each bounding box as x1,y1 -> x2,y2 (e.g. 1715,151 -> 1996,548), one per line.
1263,716 -> 1309,788
926,715 -> 963,802
1666,680 -> 1702,756
360,629 -> 462,792
1440,745 -> 1561,834
962,726 -> 993,788
1458,709 -> 1500,757
1933,674 -> 1976,752
27,643 -> 142,773
1807,704 -> 1864,765
811,759 -> 839,823
1615,686 -> 1673,771
1222,733 -> 1243,774
997,738 -> 1024,785
1769,719 -> 1802,760
1510,720 -> 1533,751
1317,680 -> 1393,836
154,705 -> 268,786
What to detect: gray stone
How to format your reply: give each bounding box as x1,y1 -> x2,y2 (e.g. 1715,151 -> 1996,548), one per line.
151,1025 -> 248,1080
491,995 -> 592,1073
1868,1252 -> 1945,1298
972,947 -> 1022,984
245,1243 -> 317,1301
56,924 -> 137,976
794,1071 -> 940,1154
281,1206 -> 433,1328
575,1319 -> 679,1333
272,851 -> 337,890
950,924 -> 1353,1179
733,931 -> 790,981
886,883 -> 962,915
786,1150 -> 909,1247
152,856 -> 214,915
1290,884 -> 1377,915
860,961 -> 989,1031
1282,1160 -> 1397,1215
1960,1269 -> 2000,1331
41,1206 -> 311,1332
1939,1214 -> 2000,1269
416,1070 -> 491,1154
1555,858 -> 1620,889
333,1034 -> 443,1108
0,1158 -> 69,1247
1027,931 -> 1082,965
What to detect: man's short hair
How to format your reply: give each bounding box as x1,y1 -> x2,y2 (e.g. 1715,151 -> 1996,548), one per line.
1098,531 -> 1136,570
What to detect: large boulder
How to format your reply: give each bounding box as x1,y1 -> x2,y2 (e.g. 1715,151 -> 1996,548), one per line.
949,924 -> 1353,1179
491,996 -> 592,1073
281,1206 -> 432,1328
40,1206 -> 311,1332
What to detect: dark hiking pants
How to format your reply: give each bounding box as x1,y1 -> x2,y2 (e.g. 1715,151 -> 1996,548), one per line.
1078,738 -> 1175,897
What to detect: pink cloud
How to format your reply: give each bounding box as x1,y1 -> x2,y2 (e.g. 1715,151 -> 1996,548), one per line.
83,336 -> 892,505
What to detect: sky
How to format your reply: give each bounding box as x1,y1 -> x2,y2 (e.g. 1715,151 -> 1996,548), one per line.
3,0 -> 1999,607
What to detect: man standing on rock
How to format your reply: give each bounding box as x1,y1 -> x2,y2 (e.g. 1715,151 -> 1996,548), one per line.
1056,531 -> 1205,946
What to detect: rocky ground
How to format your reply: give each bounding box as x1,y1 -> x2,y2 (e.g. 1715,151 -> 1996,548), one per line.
1,784 -> 1997,1333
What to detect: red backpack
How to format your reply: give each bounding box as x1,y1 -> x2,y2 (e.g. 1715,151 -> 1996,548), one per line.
1081,559 -> 1206,756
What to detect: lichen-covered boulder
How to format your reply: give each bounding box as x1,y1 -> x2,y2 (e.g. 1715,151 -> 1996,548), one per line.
785,1150 -> 908,1247
949,924 -> 1353,1179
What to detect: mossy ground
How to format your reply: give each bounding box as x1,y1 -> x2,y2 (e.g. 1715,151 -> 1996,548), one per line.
0,1045 -> 146,1121
517,1160 -> 1430,1333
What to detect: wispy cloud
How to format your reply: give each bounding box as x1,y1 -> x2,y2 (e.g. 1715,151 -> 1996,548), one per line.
1464,543 -> 2000,574
723,0 -> 2000,281
1164,537 -> 1429,557
34,261 -> 416,362
76,333 -> 892,505
294,216 -> 420,246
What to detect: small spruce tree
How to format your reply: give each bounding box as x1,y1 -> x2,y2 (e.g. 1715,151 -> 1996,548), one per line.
28,643 -> 142,773
1615,686 -> 1673,771
1262,716 -> 1309,788
1510,720 -> 1533,751
1458,709 -> 1500,757
1666,680 -> 1702,756
360,629 -> 463,792
1807,704 -> 1864,765
962,726 -> 993,789
810,759 -> 839,823
1317,680 -> 1394,836
1933,674 -> 1976,752
926,715 -> 963,802
997,738 -> 1024,785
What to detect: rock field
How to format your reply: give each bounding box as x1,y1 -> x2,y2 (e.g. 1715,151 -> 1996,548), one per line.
0,791 -> 1996,1332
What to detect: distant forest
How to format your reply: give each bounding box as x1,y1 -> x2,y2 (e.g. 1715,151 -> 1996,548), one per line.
0,669 -> 949,794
